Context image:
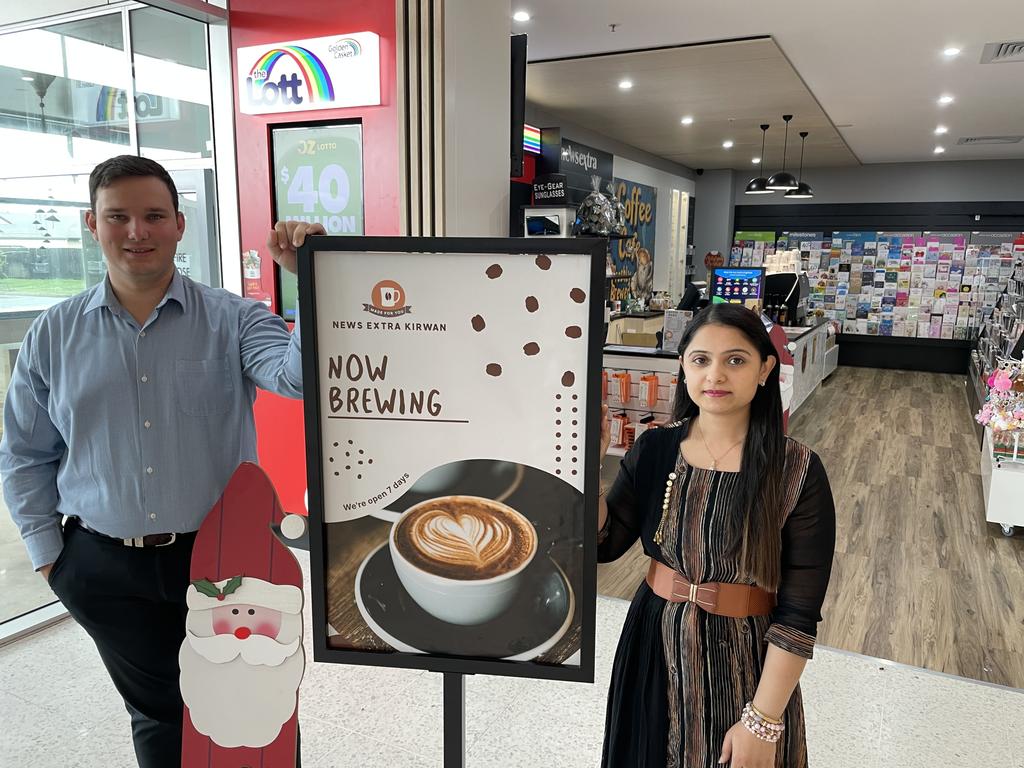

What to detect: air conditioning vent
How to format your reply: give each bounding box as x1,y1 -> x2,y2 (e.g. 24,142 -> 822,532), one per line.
956,135 -> 1024,145
980,41 -> 1024,64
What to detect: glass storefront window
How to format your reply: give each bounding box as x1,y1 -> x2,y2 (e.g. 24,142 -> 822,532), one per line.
0,7 -> 220,634
0,14 -> 130,178
130,7 -> 213,161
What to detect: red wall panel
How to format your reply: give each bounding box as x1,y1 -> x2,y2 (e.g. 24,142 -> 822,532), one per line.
231,1 -> 399,515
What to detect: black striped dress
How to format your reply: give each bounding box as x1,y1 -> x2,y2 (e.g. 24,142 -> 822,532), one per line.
599,420 -> 836,768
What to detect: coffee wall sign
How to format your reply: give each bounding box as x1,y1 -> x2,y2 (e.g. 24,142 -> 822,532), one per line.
298,237 -> 605,682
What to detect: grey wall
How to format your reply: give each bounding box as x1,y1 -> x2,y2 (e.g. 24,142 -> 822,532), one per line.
693,170 -> 735,281
732,160 -> 1024,206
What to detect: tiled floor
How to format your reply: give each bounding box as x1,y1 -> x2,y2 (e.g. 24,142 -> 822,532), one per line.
2,552 -> 1022,768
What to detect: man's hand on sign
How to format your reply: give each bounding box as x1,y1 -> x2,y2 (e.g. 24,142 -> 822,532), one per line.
266,221 -> 327,275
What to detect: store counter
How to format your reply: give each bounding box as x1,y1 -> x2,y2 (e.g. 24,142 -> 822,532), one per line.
782,319 -> 831,414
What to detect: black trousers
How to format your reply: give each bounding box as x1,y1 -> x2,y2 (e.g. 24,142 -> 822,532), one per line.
49,519 -> 196,768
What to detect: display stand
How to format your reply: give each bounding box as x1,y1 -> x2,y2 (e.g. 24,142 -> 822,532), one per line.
980,428 -> 1024,537
443,673 -> 466,767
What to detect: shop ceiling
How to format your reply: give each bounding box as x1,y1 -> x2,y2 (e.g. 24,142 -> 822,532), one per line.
522,0 -> 1024,170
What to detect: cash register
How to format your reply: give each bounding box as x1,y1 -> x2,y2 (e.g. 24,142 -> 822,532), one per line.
763,272 -> 810,326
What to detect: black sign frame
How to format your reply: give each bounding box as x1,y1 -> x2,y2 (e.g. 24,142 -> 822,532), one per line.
297,236 -> 607,683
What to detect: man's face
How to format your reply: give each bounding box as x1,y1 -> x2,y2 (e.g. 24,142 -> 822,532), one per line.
85,176 -> 185,287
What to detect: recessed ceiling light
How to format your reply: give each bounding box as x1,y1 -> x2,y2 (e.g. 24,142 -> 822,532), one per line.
618,79 -> 633,90
934,146 -> 946,154
680,116 -> 694,125
722,140 -> 734,149
935,125 -> 948,135
943,47 -> 961,57
512,10 -> 531,22
752,157 -> 761,165
938,94 -> 954,105
21,75 -> 34,82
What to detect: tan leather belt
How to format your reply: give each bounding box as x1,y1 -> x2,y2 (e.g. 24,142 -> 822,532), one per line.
646,559 -> 776,618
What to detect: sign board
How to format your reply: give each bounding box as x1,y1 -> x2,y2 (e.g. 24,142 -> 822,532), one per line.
298,237 -> 604,682
236,32 -> 381,115
271,122 -> 364,321
608,178 -> 658,303
532,173 -> 568,205
73,85 -> 180,126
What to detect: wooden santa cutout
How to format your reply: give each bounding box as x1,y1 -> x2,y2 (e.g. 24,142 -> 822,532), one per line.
179,462 -> 305,767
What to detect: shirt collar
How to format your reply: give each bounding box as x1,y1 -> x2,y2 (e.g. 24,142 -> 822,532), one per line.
82,270 -> 188,316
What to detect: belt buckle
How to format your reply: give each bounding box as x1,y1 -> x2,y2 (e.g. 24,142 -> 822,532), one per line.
693,582 -> 720,612
155,533 -> 177,547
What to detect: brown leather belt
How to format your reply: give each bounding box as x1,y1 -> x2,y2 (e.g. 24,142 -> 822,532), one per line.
73,518 -> 179,548
646,559 -> 776,618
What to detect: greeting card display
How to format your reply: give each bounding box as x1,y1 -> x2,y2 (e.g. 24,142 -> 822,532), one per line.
298,237 -> 605,682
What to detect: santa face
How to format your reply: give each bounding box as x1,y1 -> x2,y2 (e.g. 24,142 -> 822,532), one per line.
212,603 -> 282,640
180,599 -> 305,748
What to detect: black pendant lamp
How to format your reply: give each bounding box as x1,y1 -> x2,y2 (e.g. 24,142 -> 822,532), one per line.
785,131 -> 814,198
744,124 -> 773,194
766,114 -> 799,191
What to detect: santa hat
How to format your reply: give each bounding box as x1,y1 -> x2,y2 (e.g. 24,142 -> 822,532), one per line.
186,576 -> 303,614
188,462 -> 304,612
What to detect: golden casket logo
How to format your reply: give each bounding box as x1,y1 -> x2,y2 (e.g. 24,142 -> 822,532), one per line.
364,280 -> 412,318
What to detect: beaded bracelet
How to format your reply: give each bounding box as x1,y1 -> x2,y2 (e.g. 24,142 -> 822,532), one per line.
740,702 -> 785,743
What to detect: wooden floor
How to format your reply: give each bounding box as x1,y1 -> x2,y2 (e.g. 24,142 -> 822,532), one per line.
596,366 -> 1024,689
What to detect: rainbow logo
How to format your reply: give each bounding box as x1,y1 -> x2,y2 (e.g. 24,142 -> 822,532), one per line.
249,46 -> 335,103
523,124 -> 541,154
96,86 -> 122,122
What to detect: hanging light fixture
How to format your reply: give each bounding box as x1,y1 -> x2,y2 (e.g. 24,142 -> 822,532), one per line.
766,114 -> 799,190
785,131 -> 814,199
745,124 -> 774,194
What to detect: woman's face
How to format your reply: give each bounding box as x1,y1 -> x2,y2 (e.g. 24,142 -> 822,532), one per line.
680,324 -> 776,415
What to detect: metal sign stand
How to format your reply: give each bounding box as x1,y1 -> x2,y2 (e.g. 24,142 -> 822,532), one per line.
443,672 -> 466,767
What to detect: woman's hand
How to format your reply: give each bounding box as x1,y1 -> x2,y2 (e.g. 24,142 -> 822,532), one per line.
600,404 -> 611,462
718,721 -> 776,767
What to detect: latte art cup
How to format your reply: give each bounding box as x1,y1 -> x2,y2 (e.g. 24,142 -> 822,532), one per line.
389,495 -> 538,626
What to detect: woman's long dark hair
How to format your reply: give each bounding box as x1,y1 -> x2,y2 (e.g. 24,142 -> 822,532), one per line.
671,304 -> 786,589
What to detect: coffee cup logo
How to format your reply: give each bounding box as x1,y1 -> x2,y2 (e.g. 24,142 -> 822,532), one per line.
364,279 -> 412,317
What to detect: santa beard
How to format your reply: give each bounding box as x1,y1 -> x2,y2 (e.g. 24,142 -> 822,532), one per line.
179,617 -> 305,748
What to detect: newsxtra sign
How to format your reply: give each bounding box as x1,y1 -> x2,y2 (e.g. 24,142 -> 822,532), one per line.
237,32 -> 381,115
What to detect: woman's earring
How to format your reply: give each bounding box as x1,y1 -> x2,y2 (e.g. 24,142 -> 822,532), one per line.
759,380 -> 766,386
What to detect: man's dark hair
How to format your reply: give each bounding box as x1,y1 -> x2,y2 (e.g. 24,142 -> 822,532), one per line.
89,155 -> 180,213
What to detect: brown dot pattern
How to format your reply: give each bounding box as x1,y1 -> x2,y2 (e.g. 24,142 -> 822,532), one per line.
565,326 -> 582,339
486,264 -> 503,279
525,296 -> 539,312
561,371 -> 575,387
523,342 -> 540,356
471,315 -> 486,332
535,255 -> 551,270
570,288 -> 586,304
329,443 -> 371,481
486,363 -> 502,377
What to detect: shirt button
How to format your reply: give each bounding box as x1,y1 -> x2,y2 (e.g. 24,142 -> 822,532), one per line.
146,466 -> 154,474
144,420 -> 151,429
149,513 -> 157,520
140,331 -> 147,337
141,375 -> 149,383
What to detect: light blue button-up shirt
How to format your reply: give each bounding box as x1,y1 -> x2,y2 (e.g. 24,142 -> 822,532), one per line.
0,272 -> 302,569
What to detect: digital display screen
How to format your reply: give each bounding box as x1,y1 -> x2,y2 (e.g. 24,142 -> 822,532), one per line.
711,267 -> 765,311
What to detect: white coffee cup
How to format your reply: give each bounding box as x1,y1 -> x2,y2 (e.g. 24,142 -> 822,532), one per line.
389,495 -> 537,626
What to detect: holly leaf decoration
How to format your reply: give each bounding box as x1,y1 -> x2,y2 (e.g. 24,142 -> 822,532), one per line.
221,575 -> 244,597
192,578 -> 221,598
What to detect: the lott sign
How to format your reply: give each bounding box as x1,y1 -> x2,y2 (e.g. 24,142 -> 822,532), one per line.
236,32 -> 381,115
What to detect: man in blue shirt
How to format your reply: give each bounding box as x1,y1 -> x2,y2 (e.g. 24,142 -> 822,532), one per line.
0,155 -> 323,768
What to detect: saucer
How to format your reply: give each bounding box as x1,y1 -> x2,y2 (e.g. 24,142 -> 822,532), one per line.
354,543 -> 575,661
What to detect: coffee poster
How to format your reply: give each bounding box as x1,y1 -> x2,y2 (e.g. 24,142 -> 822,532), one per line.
608,178 -> 657,303
299,238 -> 604,682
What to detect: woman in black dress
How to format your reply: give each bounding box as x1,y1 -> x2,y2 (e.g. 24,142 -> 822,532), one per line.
598,304 -> 836,768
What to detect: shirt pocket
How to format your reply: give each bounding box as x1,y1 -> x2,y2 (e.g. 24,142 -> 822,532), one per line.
175,357 -> 235,417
